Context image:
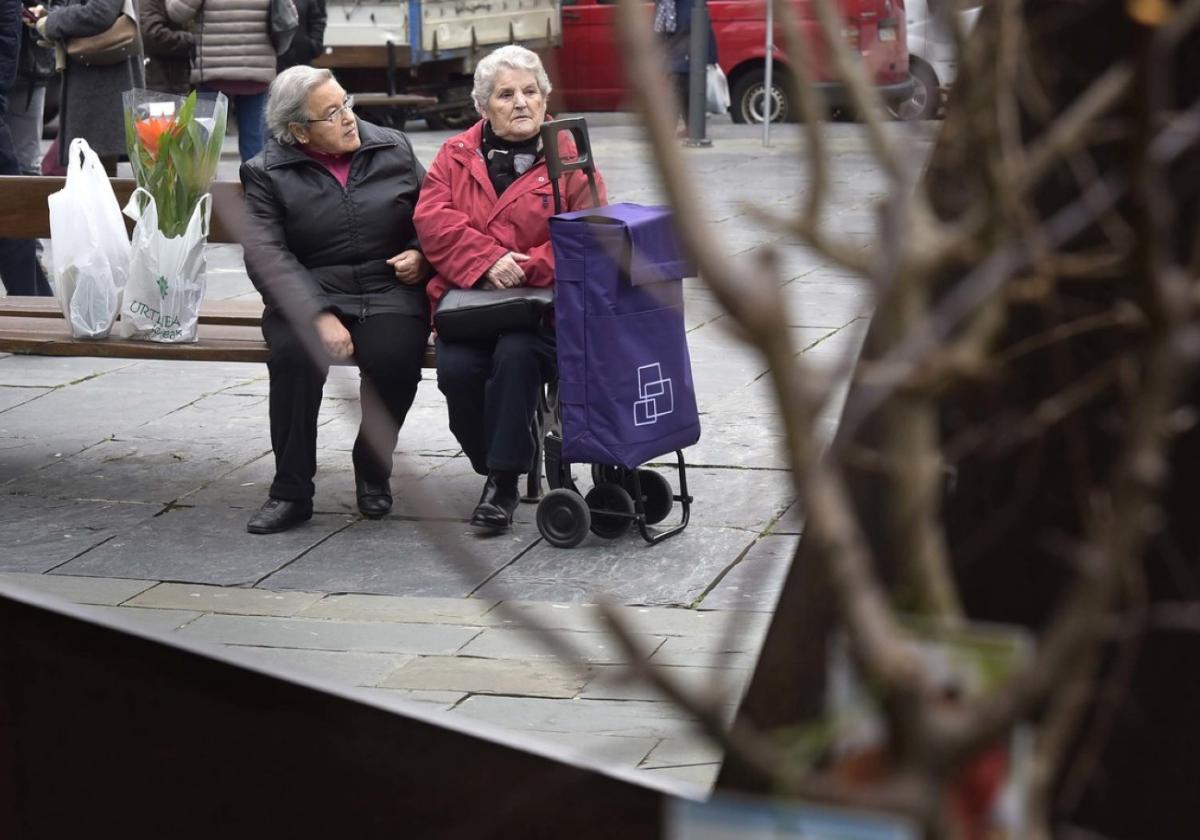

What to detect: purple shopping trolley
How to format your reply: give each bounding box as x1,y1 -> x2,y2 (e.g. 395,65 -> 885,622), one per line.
532,118 -> 700,548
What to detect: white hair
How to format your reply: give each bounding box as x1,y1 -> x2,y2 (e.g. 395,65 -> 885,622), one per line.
266,66 -> 336,145
471,46 -> 552,116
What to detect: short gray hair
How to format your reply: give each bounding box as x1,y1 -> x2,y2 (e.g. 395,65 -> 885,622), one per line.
267,66 -> 336,145
471,46 -> 552,116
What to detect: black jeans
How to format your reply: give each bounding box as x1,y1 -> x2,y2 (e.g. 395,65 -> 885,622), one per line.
436,329 -> 556,476
262,309 -> 430,501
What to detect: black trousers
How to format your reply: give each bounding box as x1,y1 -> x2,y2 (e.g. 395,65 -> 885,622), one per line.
436,329 -> 556,476
262,309 -> 430,501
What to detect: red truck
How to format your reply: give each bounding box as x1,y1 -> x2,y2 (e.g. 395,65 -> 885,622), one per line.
551,0 -> 911,122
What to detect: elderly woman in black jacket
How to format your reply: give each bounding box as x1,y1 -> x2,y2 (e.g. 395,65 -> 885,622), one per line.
240,66 -> 430,534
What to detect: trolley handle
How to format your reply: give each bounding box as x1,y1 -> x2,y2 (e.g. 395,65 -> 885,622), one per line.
540,117 -> 601,213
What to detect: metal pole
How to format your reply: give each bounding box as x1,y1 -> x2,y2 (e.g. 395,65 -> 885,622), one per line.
685,0 -> 712,147
763,0 -> 774,146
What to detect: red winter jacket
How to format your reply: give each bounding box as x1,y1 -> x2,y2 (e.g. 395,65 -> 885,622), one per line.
414,119 -> 608,316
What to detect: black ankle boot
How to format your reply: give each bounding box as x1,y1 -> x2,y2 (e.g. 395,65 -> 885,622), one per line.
470,471 -> 520,531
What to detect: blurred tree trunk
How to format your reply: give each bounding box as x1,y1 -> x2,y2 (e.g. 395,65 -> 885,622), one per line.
721,1 -> 1200,835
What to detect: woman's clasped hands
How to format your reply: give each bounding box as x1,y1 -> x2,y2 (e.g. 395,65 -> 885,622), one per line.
483,251 -> 530,289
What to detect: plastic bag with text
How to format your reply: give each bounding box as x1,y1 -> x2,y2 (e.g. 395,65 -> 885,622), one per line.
118,188 -> 209,343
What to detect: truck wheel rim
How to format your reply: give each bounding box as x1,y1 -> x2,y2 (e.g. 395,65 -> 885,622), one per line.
746,83 -> 785,123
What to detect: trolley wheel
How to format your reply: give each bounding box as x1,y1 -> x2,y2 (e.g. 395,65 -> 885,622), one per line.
585,483 -> 635,539
537,489 -> 592,548
627,469 -> 674,525
591,464 -> 626,487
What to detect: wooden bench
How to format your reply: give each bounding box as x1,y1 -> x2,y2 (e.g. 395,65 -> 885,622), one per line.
0,175 -> 436,368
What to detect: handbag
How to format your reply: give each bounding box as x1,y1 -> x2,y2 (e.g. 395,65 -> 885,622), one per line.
269,0 -> 300,55
66,0 -> 140,67
434,287 -> 554,341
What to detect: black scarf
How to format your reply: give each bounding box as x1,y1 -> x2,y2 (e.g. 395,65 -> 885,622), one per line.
481,121 -> 542,196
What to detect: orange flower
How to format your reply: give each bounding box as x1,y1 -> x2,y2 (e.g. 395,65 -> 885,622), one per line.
135,116 -> 179,159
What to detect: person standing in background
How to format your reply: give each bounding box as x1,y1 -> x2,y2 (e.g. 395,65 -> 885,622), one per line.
166,0 -> 275,162
653,0 -> 716,129
30,0 -> 146,176
10,0 -> 55,175
276,0 -> 325,72
140,0 -> 192,95
5,0 -> 54,295
0,0 -> 43,295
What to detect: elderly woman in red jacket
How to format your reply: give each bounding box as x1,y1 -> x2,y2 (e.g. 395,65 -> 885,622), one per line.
414,45 -> 606,533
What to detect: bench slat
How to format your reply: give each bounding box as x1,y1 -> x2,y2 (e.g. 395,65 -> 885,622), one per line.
0,317 -> 438,367
0,176 -> 244,242
0,296 -> 265,327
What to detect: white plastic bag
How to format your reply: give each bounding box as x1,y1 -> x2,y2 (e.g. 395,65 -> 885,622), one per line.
46,138 -> 130,338
706,64 -> 731,115
119,188 -> 209,343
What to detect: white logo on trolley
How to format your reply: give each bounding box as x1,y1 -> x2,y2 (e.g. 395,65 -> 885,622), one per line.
634,363 -> 674,426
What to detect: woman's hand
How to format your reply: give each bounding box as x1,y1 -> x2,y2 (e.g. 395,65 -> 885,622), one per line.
483,252 -> 530,289
386,249 -> 428,285
314,311 -> 354,361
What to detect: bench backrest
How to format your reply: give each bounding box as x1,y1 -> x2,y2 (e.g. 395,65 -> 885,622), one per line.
0,176 -> 245,243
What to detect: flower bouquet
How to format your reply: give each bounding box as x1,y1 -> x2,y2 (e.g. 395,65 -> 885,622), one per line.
119,89 -> 228,342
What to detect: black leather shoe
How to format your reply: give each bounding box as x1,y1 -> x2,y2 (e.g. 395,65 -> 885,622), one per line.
356,479 -> 393,518
470,472 -> 520,532
247,498 -> 313,535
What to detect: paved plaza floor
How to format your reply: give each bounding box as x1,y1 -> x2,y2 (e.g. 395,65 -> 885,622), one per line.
0,117 -> 933,791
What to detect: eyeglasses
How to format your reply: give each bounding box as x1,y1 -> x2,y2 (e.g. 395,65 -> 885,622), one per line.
306,96 -> 355,125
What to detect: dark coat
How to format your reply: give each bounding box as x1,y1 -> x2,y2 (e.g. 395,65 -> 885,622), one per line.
276,0 -> 326,70
139,0 -> 192,95
0,0 -> 20,98
658,0 -> 718,75
240,119 -> 428,324
42,0 -> 144,160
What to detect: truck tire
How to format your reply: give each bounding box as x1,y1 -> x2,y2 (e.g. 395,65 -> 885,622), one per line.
887,59 -> 940,121
357,107 -> 407,132
424,85 -> 476,130
730,67 -> 792,124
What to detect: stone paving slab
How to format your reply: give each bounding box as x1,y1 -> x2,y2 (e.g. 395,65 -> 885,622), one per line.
0,572 -> 155,605
177,613 -> 482,654
456,627 -> 665,665
0,386 -> 50,413
480,600 -> 771,639
0,437 -> 104,488
258,518 -> 538,597
380,656 -> 589,698
0,497 -> 162,574
128,582 -> 325,616
698,534 -> 799,612
0,355 -> 132,388
580,664 -> 751,705
476,525 -> 757,607
132,392 -> 271,446
451,696 -> 701,740
55,505 -> 355,586
90,605 -> 205,632
643,737 -> 725,768
0,376 -> 208,440
638,763 -> 719,788
4,435 -> 268,505
230,646 -> 415,686
298,593 -> 498,624
662,465 -> 794,534
511,730 -> 660,768
359,687 -> 468,711
649,635 -> 762,670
